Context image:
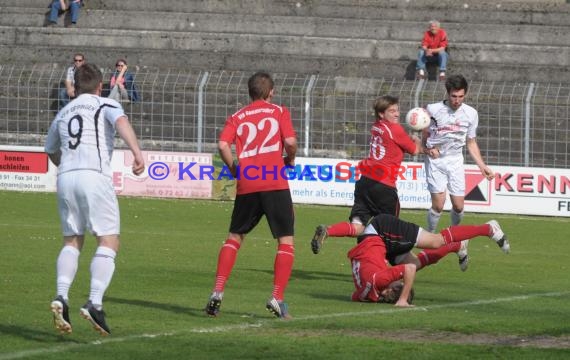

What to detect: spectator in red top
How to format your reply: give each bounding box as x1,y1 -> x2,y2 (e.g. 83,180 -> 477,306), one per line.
416,20 -> 449,81
310,95 -> 421,254
205,72 -> 297,319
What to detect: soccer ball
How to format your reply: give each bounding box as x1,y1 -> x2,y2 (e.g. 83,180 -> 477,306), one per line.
405,107 -> 431,131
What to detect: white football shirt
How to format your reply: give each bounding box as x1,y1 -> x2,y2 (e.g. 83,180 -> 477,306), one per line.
425,101 -> 479,156
65,66 -> 76,84
45,94 -> 126,177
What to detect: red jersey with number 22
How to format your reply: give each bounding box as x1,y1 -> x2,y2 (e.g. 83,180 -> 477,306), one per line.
358,120 -> 417,188
220,100 -> 296,195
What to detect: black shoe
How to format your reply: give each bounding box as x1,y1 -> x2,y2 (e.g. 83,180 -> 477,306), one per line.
205,293 -> 222,317
50,295 -> 72,334
311,225 -> 328,254
80,301 -> 111,335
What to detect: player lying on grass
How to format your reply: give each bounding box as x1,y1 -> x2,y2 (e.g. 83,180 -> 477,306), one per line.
348,214 -> 510,307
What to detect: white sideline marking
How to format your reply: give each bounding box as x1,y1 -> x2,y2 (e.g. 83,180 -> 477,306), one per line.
1,291 -> 568,360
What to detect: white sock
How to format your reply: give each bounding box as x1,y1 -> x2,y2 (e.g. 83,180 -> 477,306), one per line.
89,246 -> 116,309
451,209 -> 464,226
427,208 -> 442,233
56,245 -> 80,301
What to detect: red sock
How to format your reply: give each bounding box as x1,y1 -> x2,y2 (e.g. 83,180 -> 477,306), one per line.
418,242 -> 460,268
213,239 -> 241,292
327,222 -> 358,237
272,244 -> 295,301
440,224 -> 491,245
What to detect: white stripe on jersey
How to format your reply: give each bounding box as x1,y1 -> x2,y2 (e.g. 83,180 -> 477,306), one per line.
45,94 -> 126,177
379,123 -> 394,139
425,101 -> 479,156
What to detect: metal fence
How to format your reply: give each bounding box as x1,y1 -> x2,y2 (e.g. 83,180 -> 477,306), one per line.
0,65 -> 568,168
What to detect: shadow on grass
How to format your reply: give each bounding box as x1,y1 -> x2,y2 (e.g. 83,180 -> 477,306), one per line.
0,324 -> 82,343
307,292 -> 353,302
105,296 -> 204,316
104,296 -> 255,318
241,267 -> 352,282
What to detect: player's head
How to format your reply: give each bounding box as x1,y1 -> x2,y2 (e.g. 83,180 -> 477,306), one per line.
75,63 -> 103,96
445,75 -> 468,110
378,281 -> 415,304
428,20 -> 441,34
248,72 -> 274,101
374,95 -> 400,122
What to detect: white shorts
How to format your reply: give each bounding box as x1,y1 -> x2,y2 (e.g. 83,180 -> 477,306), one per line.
424,154 -> 465,196
57,171 -> 120,236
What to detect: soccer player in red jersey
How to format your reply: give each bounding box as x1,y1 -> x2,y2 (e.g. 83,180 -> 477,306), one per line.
348,214 -> 510,307
311,95 -> 421,252
205,72 -> 297,319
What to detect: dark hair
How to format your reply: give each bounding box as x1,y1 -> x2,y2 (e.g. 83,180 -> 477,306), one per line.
445,74 -> 469,94
373,95 -> 399,118
74,63 -> 102,95
248,72 -> 274,101
379,281 -> 415,304
115,58 -> 127,66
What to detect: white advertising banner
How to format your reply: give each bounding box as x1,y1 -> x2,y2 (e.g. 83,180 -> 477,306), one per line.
111,150 -> 213,199
289,157 -> 570,217
0,145 -> 57,192
2,148 -> 568,217
0,146 -> 213,200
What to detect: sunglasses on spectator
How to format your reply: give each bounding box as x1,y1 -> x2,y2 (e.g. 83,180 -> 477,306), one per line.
74,58 -> 84,62
116,63 -> 125,67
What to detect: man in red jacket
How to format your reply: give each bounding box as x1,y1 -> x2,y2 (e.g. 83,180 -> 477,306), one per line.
416,20 -> 449,81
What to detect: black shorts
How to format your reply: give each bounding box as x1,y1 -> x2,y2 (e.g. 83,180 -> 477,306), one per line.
357,213 -> 419,265
349,175 -> 400,226
229,189 -> 294,238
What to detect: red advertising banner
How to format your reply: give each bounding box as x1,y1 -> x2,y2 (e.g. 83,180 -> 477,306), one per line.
0,151 -> 49,173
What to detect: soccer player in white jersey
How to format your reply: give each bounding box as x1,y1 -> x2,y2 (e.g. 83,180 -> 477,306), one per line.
45,63 -> 145,336
422,74 -> 494,271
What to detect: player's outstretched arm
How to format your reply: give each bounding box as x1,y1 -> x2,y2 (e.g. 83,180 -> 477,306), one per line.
47,150 -> 62,167
467,137 -> 494,180
218,140 -> 237,176
283,137 -> 297,166
45,121 -> 62,166
395,263 -> 416,307
115,116 -> 145,176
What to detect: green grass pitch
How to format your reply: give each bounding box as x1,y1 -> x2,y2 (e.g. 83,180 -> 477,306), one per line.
0,191 -> 569,359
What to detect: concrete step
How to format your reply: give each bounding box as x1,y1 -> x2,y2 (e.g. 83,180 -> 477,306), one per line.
1,26 -> 569,69
2,44 -> 570,83
1,8 -> 569,47
3,0 -> 569,26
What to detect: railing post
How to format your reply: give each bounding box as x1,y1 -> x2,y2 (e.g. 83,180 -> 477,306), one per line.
197,71 -> 209,153
524,83 -> 535,167
414,78 -> 425,108
412,78 -> 425,162
303,75 -> 317,157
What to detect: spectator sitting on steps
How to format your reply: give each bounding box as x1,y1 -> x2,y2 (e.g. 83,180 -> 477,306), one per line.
59,52 -> 85,109
416,20 -> 449,81
48,0 -> 83,27
108,59 -> 140,103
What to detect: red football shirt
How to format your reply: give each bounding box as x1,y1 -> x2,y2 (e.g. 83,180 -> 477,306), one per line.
358,120 -> 417,188
347,236 -> 406,302
219,100 -> 296,195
